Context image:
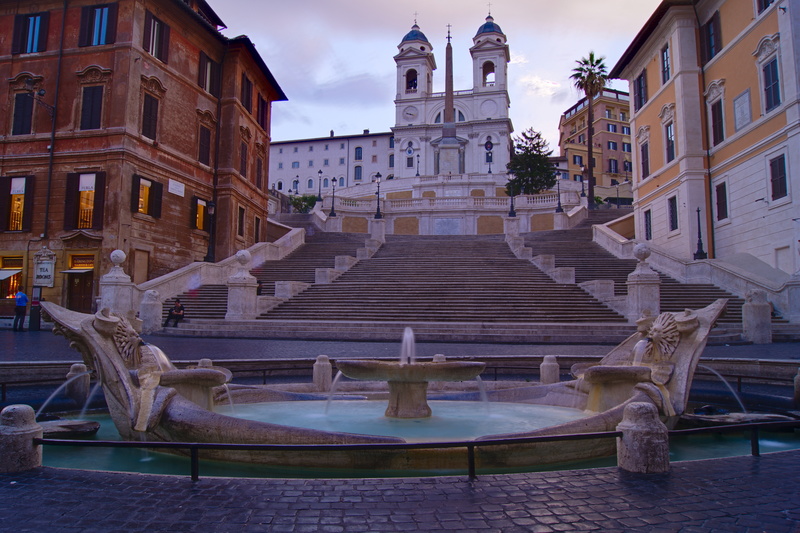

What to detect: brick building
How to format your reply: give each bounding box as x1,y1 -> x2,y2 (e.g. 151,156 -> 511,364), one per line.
0,0 -> 286,314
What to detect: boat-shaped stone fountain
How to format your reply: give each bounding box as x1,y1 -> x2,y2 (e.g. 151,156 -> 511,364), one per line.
41,298 -> 727,472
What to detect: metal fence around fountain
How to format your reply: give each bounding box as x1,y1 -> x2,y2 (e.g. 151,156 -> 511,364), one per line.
33,419 -> 800,482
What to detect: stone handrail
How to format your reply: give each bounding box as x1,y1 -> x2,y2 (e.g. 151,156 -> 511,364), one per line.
323,194 -> 567,212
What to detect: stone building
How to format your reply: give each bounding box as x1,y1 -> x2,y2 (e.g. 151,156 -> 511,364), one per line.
0,0 -> 286,314
610,0 -> 799,272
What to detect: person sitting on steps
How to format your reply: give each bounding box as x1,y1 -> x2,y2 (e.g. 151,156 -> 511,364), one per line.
163,299 -> 185,327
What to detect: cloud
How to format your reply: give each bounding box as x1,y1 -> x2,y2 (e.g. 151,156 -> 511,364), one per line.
519,75 -> 561,98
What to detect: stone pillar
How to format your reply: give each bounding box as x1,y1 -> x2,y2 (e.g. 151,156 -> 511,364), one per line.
65,363 -> 91,407
742,290 -> 772,344
226,250 -> 258,320
540,355 -> 560,385
313,355 -> 333,392
553,211 -> 569,230
627,244 -> 661,322
370,218 -> 386,244
139,290 -> 162,334
504,216 -> 520,242
616,401 -> 670,474
0,405 -> 43,473
98,250 -> 136,315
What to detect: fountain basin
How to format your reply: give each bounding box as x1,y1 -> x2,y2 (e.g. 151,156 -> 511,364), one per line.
336,360 -> 486,382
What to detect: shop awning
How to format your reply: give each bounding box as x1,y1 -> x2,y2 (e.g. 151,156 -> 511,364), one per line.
60,269 -> 94,274
0,269 -> 21,281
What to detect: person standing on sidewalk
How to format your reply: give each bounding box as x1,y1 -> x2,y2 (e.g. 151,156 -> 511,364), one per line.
13,289 -> 28,332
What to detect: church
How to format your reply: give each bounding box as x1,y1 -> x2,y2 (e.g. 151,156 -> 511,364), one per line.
268,15 -> 514,196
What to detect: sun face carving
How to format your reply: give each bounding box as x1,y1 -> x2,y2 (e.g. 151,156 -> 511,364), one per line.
112,315 -> 143,367
644,312 -> 680,363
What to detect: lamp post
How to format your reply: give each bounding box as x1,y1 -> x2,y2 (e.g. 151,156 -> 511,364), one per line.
508,185 -> 517,217
374,172 -> 383,219
329,179 -> 337,217
555,178 -> 564,213
579,165 -> 587,197
317,170 -> 323,202
615,181 -> 620,208
204,201 -> 216,262
416,154 -> 420,177
694,207 -> 708,260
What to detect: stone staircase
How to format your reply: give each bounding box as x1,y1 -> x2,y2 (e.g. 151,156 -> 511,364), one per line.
259,235 -> 628,324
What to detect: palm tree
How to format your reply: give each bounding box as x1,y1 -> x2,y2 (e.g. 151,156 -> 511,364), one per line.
571,52 -> 608,209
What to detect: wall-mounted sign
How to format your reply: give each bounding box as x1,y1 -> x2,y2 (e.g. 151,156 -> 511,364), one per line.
168,179 -> 185,197
33,260 -> 55,287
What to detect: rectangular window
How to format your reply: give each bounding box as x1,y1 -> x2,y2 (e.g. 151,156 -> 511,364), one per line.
339,158 -> 345,165
608,141 -> 618,151
623,160 -> 632,173
622,126 -> 631,135
577,134 -> 585,144
198,125 -> 211,166
633,69 -> 648,111
291,161 -> 300,169
607,123 -> 617,133
622,142 -> 632,153
308,160 -> 313,167
237,206 -> 245,237
323,159 -> 329,166
620,112 -> 627,122
763,58 -> 781,112
12,13 -> 49,54
572,155 -> 583,166
256,158 -> 263,189
711,100 -> 724,146
142,94 -> 159,140
131,175 -> 162,218
406,157 -> 414,168
644,209 -> 652,240
197,52 -> 220,97
354,166 -> 362,180
665,122 -> 675,163
80,86 -> 103,130
668,196 -> 679,231
143,10 -> 170,63
240,74 -> 253,112
0,176 -> 35,232
278,162 -> 283,169
389,154 -> 395,168
758,0 -> 776,13
702,11 -> 722,64
609,159 -> 618,174
715,182 -> 728,220
192,197 -> 208,231
79,4 -> 118,46
641,142 -> 650,179
254,216 -> 261,243
257,95 -> 268,129
309,146 -> 313,152
12,93 -> 33,136
354,147 -> 363,161
371,155 -> 378,163
64,172 -> 105,230
661,44 -> 670,84
240,143 -> 248,178
770,154 -> 787,201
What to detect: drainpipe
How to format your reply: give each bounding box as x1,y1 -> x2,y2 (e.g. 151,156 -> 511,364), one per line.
693,4 -> 716,258
42,0 -> 68,239
208,47 -> 224,263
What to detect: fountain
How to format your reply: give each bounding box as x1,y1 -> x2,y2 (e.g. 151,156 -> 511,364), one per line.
37,298 -> 728,472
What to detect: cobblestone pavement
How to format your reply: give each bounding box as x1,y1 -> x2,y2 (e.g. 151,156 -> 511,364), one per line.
1,450 -> 799,532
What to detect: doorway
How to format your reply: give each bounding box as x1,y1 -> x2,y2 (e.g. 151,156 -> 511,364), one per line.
67,272 -> 94,313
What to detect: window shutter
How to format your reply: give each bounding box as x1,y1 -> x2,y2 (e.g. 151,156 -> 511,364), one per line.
198,52 -> 208,88
198,126 -> 211,165
0,177 -> 10,232
160,23 -> 170,63
131,175 -> 141,212
143,11 -> 153,52
92,172 -> 106,229
80,86 -> 103,130
190,196 -> 199,229
210,60 -> 221,97
105,3 -> 118,44
11,15 -> 25,54
13,93 -> 33,135
79,6 -> 92,47
151,180 -> 163,218
37,12 -> 50,52
20,176 -> 35,232
711,12 -> 722,57
64,173 -> 80,230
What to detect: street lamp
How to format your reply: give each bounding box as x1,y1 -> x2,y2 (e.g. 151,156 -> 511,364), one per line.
329,178 -> 337,217
579,165 -> 587,197
508,186 -> 517,217
694,207 -> 708,260
374,173 -> 383,219
416,154 -> 420,177
555,178 -> 564,213
204,200 -> 216,262
317,170 -> 323,202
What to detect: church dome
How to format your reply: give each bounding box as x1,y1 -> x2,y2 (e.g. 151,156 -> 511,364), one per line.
475,15 -> 503,36
401,23 -> 429,43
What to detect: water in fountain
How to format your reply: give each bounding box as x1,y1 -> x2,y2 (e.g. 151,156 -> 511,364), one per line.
399,327 -> 416,364
78,381 -> 103,420
324,371 -> 346,414
221,383 -> 237,416
632,338 -> 649,365
697,364 -> 748,413
35,371 -> 92,419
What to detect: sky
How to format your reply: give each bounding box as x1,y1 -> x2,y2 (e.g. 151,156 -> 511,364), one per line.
211,0 -> 662,150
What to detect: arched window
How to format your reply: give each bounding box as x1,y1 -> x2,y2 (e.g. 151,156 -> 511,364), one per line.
338,177 -> 344,187
389,136 -> 395,148
323,178 -> 329,188
307,178 -> 313,189
482,61 -> 496,86
354,146 -> 362,161
354,166 -> 362,180
458,110 -> 466,122
277,181 -> 283,191
434,112 -> 441,124
292,179 -> 299,191
406,69 -> 418,92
